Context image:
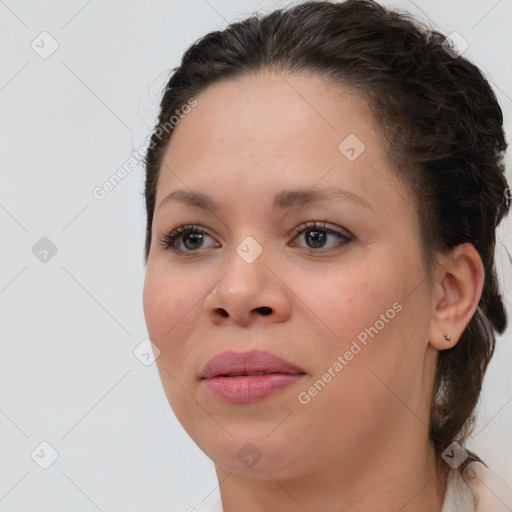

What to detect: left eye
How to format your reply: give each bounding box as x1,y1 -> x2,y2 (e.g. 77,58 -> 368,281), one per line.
291,221 -> 352,251
158,221 -> 352,253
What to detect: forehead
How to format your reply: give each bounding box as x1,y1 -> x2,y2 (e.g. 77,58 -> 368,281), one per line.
156,70 -> 407,218
166,70 -> 376,157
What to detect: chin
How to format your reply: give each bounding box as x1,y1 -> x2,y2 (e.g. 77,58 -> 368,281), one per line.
193,429 -> 306,476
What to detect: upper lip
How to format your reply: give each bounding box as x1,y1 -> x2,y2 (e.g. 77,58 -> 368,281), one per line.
199,349 -> 306,379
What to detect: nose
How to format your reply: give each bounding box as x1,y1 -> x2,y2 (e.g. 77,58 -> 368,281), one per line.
204,247 -> 292,326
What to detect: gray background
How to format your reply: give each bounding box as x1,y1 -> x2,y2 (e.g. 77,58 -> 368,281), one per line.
1,0 -> 511,510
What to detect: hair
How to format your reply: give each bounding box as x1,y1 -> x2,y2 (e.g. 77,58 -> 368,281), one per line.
143,0 -> 510,478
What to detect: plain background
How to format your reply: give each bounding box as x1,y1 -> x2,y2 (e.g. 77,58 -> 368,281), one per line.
1,1 -> 511,510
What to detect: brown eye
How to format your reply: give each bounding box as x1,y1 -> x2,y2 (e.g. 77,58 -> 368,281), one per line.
159,224 -> 219,253
292,221 -> 352,251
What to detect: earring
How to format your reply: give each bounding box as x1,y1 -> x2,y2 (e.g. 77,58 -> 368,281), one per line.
444,335 -> 451,342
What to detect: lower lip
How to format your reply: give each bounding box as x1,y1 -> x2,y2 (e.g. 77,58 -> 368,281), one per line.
202,373 -> 304,403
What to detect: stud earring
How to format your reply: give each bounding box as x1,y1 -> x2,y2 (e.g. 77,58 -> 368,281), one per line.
444,335 -> 451,341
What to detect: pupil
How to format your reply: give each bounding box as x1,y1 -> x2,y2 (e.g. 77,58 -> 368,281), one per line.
181,230 -> 327,250
184,233 -> 203,249
307,230 -> 326,248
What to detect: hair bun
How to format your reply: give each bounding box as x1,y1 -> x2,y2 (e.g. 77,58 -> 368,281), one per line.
486,290 -> 507,333
481,268 -> 508,334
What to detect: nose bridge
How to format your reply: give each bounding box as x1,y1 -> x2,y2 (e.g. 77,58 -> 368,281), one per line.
204,233 -> 292,325
220,233 -> 269,297
235,233 -> 266,265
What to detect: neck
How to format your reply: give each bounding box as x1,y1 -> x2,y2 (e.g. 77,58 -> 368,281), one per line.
214,426 -> 447,512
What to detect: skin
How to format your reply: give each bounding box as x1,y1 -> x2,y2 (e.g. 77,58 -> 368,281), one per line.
143,70 -> 484,511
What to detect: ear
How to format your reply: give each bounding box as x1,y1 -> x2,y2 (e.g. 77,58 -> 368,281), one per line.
429,243 -> 485,350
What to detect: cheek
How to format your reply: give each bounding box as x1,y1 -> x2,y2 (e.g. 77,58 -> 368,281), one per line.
298,261 -> 397,339
293,263 -> 421,425
142,265 -> 197,352
298,252 -> 422,382
143,266 -> 202,410
143,269 -> 168,339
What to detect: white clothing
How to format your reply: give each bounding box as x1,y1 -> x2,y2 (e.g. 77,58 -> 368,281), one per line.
442,461 -> 512,512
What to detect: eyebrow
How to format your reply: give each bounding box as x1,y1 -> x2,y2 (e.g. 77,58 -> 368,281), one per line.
157,185 -> 373,213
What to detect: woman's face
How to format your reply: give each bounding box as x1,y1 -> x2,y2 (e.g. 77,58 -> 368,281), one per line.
143,71 -> 438,479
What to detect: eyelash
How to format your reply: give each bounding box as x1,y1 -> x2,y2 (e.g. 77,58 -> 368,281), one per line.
158,221 -> 353,254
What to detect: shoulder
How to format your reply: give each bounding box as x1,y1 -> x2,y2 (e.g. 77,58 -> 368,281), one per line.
442,461 -> 512,512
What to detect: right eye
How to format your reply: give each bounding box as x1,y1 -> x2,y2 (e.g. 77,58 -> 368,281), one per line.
159,224 -> 220,253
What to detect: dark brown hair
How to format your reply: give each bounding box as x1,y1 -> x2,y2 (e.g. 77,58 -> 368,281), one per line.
143,0 -> 510,475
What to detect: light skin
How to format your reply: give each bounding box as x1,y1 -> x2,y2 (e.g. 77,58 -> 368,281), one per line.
143,70 -> 484,511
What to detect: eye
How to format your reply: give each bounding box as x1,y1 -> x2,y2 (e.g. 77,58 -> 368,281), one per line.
159,224 -> 219,253
291,221 -> 353,252
158,221 -> 353,255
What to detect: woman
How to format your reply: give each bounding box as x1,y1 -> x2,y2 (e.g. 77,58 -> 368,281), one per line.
141,1 -> 511,510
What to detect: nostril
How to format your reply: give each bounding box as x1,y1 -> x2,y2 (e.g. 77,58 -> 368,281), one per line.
218,309 -> 229,317
255,306 -> 272,316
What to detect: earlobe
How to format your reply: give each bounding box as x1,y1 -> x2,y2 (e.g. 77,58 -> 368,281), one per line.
429,243 -> 485,350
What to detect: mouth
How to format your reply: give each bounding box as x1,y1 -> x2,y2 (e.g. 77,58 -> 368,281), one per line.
201,372 -> 306,404
204,370 -> 305,377
199,349 -> 306,380
198,349 -> 306,403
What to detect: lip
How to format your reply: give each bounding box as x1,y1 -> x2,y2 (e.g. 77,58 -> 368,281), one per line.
199,349 -> 306,404
200,349 -> 306,379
